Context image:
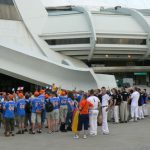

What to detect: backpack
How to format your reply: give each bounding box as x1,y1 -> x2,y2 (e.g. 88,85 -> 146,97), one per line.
25,100 -> 31,113
45,100 -> 54,112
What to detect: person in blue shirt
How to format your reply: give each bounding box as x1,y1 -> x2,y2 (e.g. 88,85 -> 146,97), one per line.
16,93 -> 26,134
38,90 -> 46,128
49,92 -> 60,133
0,100 -> 3,128
66,91 -> 75,131
59,91 -> 68,132
31,91 -> 42,134
2,100 -> 7,130
45,93 -> 51,133
24,93 -> 32,132
4,94 -> 15,137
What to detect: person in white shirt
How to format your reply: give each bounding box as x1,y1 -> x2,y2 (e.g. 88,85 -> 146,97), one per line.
87,89 -> 100,136
130,87 -> 140,122
101,87 -> 113,135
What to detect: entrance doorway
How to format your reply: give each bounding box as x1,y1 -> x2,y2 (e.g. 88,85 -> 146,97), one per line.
0,73 -> 36,93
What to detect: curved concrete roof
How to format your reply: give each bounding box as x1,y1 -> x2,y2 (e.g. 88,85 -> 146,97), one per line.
41,0 -> 150,9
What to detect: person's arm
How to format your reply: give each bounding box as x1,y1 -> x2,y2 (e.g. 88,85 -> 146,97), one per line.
106,97 -> 113,112
113,98 -> 116,106
89,101 -> 94,108
78,101 -> 83,111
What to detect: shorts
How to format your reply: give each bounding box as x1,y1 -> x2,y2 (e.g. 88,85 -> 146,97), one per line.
31,113 -> 41,124
60,105 -> 68,123
47,109 -> 59,120
18,116 -> 25,123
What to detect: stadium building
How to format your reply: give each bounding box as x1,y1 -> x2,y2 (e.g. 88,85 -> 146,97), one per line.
0,0 -> 150,91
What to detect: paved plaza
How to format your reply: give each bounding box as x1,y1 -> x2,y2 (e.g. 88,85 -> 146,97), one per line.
0,115 -> 150,150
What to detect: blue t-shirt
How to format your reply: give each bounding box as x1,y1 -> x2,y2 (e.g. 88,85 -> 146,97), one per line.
50,97 -> 60,110
74,94 -> 82,103
4,101 -> 15,118
38,94 -> 45,110
0,101 -> 3,113
16,99 -> 26,116
59,96 -> 68,106
2,101 -> 7,117
31,98 -> 42,113
67,98 -> 75,111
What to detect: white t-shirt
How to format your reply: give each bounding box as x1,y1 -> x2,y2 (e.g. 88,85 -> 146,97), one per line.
102,94 -> 111,106
131,91 -> 140,106
87,96 -> 100,110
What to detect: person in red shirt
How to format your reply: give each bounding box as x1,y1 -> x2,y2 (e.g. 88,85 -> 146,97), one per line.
74,94 -> 93,139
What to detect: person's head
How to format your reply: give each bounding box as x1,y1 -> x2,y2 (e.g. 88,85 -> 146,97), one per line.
82,94 -> 88,100
61,90 -> 67,96
18,93 -> 24,99
45,93 -> 49,99
111,88 -> 117,94
68,91 -> 74,99
8,94 -> 14,101
40,89 -> 45,95
25,93 -> 30,99
34,91 -> 39,97
133,87 -> 138,92
51,92 -> 57,97
89,89 -> 94,96
101,87 -> 106,95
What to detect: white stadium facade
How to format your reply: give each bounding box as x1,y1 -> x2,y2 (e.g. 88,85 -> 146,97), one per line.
0,0 -> 150,91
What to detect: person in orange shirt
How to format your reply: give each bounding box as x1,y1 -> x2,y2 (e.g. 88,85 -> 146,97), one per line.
74,94 -> 93,139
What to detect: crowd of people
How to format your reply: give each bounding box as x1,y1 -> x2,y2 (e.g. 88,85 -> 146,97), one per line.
0,85 -> 150,139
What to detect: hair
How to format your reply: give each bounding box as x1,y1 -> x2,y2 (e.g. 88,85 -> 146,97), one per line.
89,89 -> 94,95
52,92 -> 57,97
82,94 -> 87,99
134,87 -> 138,91
112,88 -> 118,94
25,93 -> 30,99
101,87 -> 106,90
67,91 -> 74,100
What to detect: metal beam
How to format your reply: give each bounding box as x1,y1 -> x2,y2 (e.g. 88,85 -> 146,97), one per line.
115,7 -> 150,60
72,6 -> 96,61
93,66 -> 150,73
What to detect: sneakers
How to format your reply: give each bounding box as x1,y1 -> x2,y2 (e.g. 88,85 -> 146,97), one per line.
74,135 -> 87,139
11,132 -> 15,136
90,133 -> 97,136
83,135 -> 87,139
16,130 -> 22,134
24,129 -> 28,132
47,130 -> 52,134
32,131 -> 35,134
5,132 -> 10,137
129,119 -> 134,122
74,135 -> 79,139
37,130 -> 42,133
103,132 -> 109,135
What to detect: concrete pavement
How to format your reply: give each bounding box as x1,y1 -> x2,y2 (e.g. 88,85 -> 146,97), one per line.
0,117 -> 150,150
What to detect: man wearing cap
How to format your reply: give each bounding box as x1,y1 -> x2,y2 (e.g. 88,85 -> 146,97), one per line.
31,91 -> 42,134
59,91 -> 68,132
4,94 -> 15,136
49,92 -> 60,132
38,89 -> 46,128
16,93 -> 26,134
